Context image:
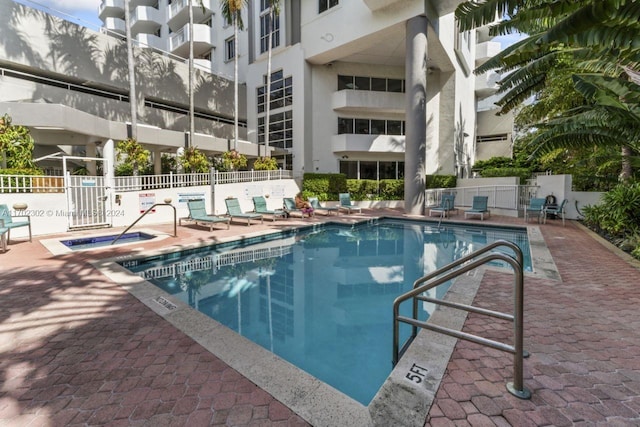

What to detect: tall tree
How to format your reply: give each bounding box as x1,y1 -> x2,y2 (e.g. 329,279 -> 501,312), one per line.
456,0 -> 640,181
220,0 -> 249,151
263,0 -> 281,158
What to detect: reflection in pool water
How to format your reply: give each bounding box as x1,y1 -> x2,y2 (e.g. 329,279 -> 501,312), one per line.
122,219 -> 530,405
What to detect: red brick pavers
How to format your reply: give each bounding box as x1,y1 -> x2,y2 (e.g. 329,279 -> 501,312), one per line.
2,213 -> 640,426
426,220 -> 640,426
0,221 -> 313,426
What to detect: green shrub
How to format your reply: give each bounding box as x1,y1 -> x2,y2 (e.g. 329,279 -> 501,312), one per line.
379,179 -> 404,199
302,173 -> 347,201
426,175 -> 456,188
480,167 -> 531,183
582,182 -> 640,237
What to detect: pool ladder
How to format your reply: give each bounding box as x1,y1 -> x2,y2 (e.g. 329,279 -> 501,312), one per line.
392,240 -> 531,399
111,203 -> 177,245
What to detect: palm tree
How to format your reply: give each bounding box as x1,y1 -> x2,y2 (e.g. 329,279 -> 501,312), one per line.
456,0 -> 640,181
220,0 -> 249,151
263,0 -> 282,158
123,0 -> 137,140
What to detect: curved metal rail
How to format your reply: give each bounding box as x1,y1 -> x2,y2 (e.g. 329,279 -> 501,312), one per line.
110,203 -> 177,245
392,240 -> 531,399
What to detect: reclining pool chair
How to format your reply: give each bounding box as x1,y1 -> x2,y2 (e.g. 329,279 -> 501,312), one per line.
524,197 -> 546,223
308,197 -> 339,216
252,196 -> 286,221
225,198 -> 263,225
464,196 -> 490,220
283,197 -> 313,218
0,204 -> 32,243
338,193 -> 362,214
428,194 -> 457,218
181,199 -> 230,231
543,198 -> 568,226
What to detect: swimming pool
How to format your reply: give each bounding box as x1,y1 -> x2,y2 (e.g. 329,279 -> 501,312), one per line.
121,219 -> 531,405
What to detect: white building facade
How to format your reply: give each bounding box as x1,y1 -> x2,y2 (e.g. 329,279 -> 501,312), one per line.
1,0 -> 503,212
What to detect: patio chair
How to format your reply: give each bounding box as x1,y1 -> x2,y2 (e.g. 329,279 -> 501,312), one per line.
225,198 -> 263,226
428,194 -> 457,218
180,199 -> 230,231
252,196 -> 286,221
464,196 -> 490,220
308,197 -> 339,216
283,197 -> 313,218
0,204 -> 32,243
524,197 -> 546,223
338,193 -> 362,214
543,198 -> 568,226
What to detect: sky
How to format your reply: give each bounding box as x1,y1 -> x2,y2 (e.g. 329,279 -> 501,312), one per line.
15,0 -> 103,30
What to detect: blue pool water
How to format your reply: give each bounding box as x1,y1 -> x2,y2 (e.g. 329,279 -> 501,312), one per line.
121,219 -> 531,405
62,232 -> 155,250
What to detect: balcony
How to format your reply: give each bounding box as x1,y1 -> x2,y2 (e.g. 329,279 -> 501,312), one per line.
131,6 -> 162,36
475,70 -> 501,98
98,0 -> 125,21
135,33 -> 164,50
129,0 -> 160,6
362,0 -> 403,11
332,90 -> 405,115
332,134 -> 405,154
476,41 -> 501,66
167,0 -> 213,32
169,24 -> 215,58
104,17 -> 126,35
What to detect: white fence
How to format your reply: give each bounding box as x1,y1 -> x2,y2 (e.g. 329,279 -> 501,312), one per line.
0,170 -> 294,193
426,185 -> 540,211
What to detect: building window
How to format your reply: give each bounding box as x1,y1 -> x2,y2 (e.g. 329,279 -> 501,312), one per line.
257,70 -> 294,150
258,110 -> 293,149
260,11 -> 280,54
319,0 -> 338,13
257,70 -> 292,113
337,118 -> 405,136
339,161 -> 404,180
337,74 -> 405,93
225,37 -> 235,61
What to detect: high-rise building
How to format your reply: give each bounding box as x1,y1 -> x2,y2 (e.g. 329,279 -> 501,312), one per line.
1,0 -> 507,186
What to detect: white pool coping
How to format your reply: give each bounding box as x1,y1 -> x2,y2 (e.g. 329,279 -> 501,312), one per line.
91,219 -> 558,426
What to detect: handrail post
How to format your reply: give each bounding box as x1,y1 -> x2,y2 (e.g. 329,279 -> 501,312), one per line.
393,240 -> 530,399
110,203 -> 177,245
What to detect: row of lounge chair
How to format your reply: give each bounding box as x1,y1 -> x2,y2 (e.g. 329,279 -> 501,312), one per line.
428,195 -> 490,220
181,193 -> 363,231
428,194 -> 568,224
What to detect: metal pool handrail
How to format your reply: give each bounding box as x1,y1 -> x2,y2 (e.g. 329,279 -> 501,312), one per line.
392,240 -> 531,399
111,203 -> 177,245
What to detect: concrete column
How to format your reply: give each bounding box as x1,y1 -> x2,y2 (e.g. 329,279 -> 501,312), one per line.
404,16 -> 428,215
153,149 -> 162,175
85,142 -> 97,175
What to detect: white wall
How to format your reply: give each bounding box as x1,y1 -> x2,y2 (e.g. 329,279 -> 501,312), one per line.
212,179 -> 300,216
536,174 -> 603,220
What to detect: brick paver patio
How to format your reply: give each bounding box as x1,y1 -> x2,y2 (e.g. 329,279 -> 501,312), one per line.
1,211 -> 639,426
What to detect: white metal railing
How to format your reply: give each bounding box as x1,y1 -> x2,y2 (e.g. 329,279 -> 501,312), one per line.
114,172 -> 210,191
212,169 -> 293,185
425,185 -> 539,211
0,170 -> 294,193
0,175 -> 64,193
